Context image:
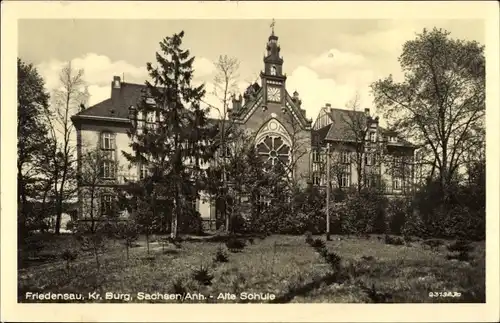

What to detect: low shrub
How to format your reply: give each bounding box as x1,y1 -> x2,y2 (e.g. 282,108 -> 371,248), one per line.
114,220 -> 139,260
192,265 -> 214,286
422,238 -> 445,251
60,249 -> 78,271
384,235 -> 405,246
310,238 -> 326,250
386,198 -> 411,235
171,278 -> 187,302
214,247 -> 229,263
447,239 -> 474,253
225,237 -> 246,253
360,282 -> 393,303
304,231 -> 313,244
446,251 -> 471,262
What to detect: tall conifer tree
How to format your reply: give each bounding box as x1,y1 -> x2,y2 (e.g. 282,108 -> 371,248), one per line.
123,31 -> 216,239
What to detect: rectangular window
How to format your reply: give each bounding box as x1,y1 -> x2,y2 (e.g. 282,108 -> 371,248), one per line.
340,173 -> 350,188
137,120 -> 145,130
139,163 -> 148,180
341,151 -> 350,164
365,177 -> 371,188
340,164 -> 351,188
393,156 -> 403,167
312,150 -> 320,162
220,146 -> 231,158
146,111 -> 155,123
189,198 -> 198,212
365,153 -> 371,166
312,172 -> 320,185
145,112 -> 156,130
393,177 -> 402,190
365,153 -> 375,166
100,160 -> 116,179
370,132 -> 377,143
101,194 -> 114,216
101,132 -> 115,150
258,193 -> 270,208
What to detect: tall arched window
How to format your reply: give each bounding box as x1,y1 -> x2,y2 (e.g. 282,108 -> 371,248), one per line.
254,119 -> 292,171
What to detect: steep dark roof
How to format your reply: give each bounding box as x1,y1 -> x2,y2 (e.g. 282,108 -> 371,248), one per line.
325,108 -> 366,142
75,82 -> 146,119
312,125 -> 331,146
74,81 -> 226,128
317,108 -> 415,148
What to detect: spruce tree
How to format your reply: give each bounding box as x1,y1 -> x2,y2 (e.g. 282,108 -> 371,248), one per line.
123,31 -> 216,239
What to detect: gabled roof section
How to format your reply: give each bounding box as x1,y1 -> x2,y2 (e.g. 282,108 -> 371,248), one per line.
75,82 -> 146,120
232,88 -> 264,121
311,124 -> 331,147
315,107 -> 415,148
284,92 -> 312,128
72,79 -> 232,139
324,108 -> 366,142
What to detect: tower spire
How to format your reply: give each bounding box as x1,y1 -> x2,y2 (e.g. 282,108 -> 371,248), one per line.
270,18 -> 275,36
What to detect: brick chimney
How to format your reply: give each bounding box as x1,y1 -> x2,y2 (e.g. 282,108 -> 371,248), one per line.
111,76 -> 121,107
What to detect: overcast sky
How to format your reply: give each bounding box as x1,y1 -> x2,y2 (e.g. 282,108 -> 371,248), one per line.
18,19 -> 485,121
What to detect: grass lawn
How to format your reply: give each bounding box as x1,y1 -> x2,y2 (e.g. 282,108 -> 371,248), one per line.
17,233 -> 485,303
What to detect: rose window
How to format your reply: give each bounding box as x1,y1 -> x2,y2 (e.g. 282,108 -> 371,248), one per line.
256,135 -> 290,167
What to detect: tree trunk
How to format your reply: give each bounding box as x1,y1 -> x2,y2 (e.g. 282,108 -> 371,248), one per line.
170,195 -> 178,240
225,187 -> 230,232
17,171 -> 27,235
170,213 -> 178,239
94,247 -> 100,270
145,232 -> 150,255
55,199 -> 63,234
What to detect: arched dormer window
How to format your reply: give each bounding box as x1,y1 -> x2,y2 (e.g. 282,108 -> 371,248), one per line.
270,65 -> 277,76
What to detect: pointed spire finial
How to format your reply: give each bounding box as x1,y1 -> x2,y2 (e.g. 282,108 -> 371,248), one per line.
270,18 -> 275,35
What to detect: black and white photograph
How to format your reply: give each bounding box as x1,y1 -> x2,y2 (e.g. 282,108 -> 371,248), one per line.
2,1 -> 499,322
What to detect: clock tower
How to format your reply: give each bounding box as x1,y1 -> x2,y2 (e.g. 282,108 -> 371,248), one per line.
261,20 -> 286,106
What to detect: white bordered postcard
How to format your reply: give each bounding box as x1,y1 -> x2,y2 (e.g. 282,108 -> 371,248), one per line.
1,1 -> 499,322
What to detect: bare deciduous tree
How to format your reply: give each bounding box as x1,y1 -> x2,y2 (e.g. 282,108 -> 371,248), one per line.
44,62 -> 87,234
211,54 -> 240,232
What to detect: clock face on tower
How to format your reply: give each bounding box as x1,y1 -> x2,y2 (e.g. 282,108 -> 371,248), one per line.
267,86 -> 281,102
